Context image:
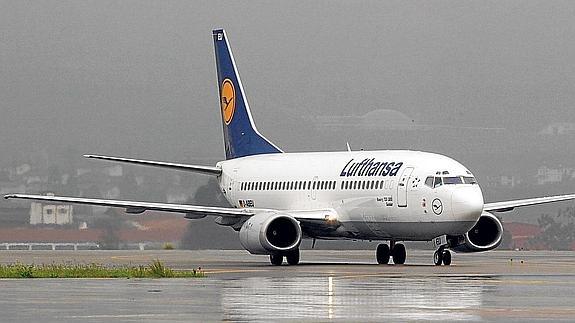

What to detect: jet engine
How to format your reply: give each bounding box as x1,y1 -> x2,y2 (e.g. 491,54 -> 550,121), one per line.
450,212 -> 503,253
239,212 -> 302,255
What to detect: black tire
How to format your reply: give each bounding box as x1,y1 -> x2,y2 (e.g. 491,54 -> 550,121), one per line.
392,243 -> 406,265
286,249 -> 300,266
442,250 -> 452,266
376,244 -> 390,264
433,250 -> 443,266
270,254 -> 283,266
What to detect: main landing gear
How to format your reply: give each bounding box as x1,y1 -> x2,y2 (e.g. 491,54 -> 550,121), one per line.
269,249 -> 300,266
376,241 -> 406,265
433,247 -> 452,266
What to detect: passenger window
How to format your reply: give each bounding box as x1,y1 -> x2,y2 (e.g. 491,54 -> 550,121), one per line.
425,176 -> 434,188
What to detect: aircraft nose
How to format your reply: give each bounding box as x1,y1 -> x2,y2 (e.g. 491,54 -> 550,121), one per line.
451,186 -> 484,222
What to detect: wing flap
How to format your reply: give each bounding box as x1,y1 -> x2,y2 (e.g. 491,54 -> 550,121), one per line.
4,194 -> 252,218
84,155 -> 222,176
484,193 -> 575,212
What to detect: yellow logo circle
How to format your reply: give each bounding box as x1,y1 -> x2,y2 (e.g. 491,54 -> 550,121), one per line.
221,79 -> 235,125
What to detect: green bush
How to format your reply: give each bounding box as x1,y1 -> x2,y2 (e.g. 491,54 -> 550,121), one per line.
0,260 -> 204,279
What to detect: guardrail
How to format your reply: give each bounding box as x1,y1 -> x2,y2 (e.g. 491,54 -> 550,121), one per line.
0,242 -> 100,251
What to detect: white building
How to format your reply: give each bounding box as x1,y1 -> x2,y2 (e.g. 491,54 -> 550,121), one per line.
30,201 -> 73,225
539,122 -> 575,136
536,166 -> 573,185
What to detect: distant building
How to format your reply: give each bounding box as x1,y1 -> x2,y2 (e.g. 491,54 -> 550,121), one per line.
505,222 -> 542,250
308,109 -> 416,130
482,175 -> 521,188
536,166 -> 574,185
15,163 -> 31,176
103,165 -> 123,177
30,195 -> 73,225
539,122 -> 575,136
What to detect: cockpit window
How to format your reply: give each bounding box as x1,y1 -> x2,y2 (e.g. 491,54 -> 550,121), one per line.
463,176 -> 477,184
443,176 -> 463,185
433,177 -> 443,188
428,175 -> 478,188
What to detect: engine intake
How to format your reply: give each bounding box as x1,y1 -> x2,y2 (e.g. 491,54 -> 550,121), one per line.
450,212 -> 503,253
239,212 -> 302,255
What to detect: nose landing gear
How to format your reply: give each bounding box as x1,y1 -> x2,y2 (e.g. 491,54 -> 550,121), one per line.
376,241 -> 406,265
433,247 -> 452,266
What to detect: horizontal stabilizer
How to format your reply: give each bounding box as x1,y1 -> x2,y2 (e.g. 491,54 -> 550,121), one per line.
84,155 -> 221,176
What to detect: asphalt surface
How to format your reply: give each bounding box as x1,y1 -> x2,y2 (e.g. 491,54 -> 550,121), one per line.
0,249 -> 574,322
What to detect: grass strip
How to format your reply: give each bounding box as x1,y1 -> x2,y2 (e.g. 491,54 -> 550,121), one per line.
0,260 -> 204,278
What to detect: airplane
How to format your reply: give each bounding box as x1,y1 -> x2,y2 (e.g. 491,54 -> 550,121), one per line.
5,29 -> 575,266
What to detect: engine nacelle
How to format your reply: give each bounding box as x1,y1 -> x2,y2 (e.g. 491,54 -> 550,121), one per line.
239,212 -> 302,255
450,212 -> 503,253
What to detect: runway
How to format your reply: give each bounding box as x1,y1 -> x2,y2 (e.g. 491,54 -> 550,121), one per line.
0,250 -> 574,322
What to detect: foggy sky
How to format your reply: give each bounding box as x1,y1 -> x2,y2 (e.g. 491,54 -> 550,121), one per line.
1,0 -> 575,165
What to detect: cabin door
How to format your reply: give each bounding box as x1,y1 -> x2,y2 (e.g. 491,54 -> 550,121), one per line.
397,167 -> 414,207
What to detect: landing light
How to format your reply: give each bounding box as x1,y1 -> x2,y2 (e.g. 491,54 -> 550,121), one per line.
325,214 -> 338,224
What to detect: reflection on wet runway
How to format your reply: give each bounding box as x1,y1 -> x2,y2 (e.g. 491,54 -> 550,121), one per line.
222,276 -> 486,321
1,250 -> 575,322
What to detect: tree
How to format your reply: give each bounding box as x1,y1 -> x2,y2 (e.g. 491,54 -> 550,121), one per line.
529,207 -> 575,250
180,178 -> 238,249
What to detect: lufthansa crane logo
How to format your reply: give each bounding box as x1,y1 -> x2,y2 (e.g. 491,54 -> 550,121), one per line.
221,79 -> 235,125
432,198 -> 443,215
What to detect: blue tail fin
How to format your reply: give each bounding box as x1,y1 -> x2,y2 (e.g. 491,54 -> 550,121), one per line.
213,29 -> 283,160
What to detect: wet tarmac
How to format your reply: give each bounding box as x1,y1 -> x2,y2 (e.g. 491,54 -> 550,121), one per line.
0,250 -> 574,322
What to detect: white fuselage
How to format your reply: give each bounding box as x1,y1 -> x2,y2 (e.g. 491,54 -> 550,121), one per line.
217,150 -> 484,241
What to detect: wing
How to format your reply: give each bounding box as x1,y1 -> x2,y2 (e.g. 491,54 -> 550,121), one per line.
84,155 -> 222,176
484,193 -> 575,212
4,194 -> 253,218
